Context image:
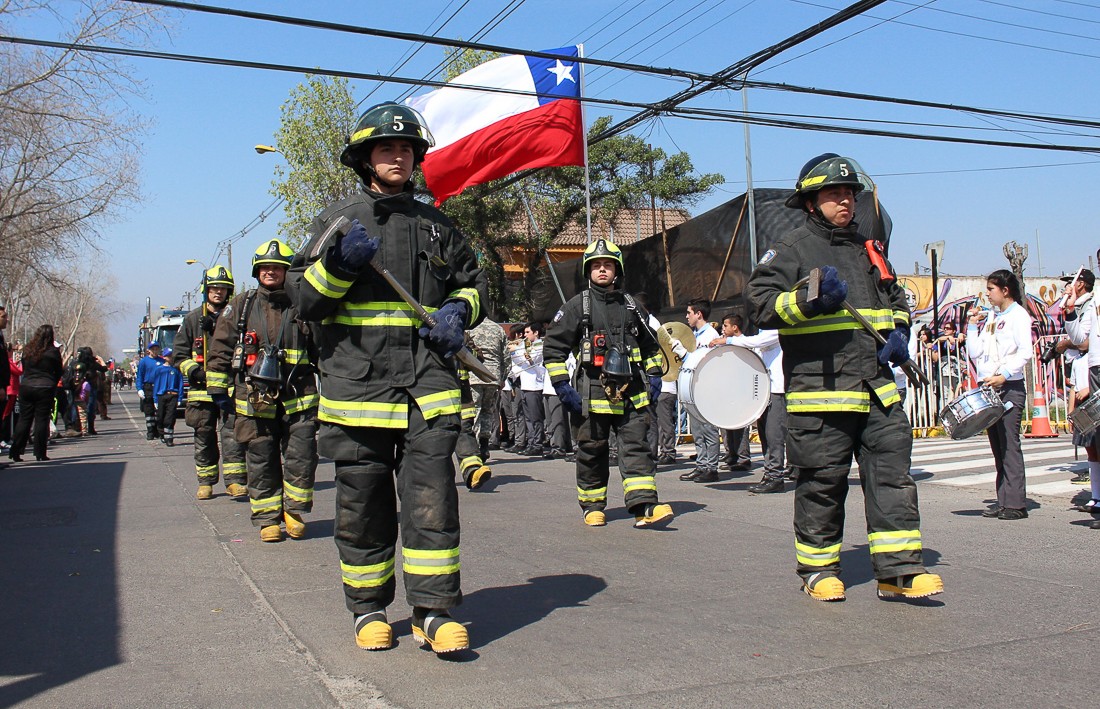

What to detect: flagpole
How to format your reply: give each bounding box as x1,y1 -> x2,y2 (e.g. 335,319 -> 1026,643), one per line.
578,43 -> 593,244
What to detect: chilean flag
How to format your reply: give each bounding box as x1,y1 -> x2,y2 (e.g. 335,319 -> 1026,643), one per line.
408,46 -> 586,204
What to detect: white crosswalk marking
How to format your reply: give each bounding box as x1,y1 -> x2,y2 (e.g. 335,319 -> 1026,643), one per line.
910,435 -> 1089,502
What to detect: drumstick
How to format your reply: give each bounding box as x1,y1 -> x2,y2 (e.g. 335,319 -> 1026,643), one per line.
1058,266 -> 1084,308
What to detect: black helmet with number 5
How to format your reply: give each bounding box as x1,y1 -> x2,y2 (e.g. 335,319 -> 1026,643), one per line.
340,102 -> 435,183
785,153 -> 871,210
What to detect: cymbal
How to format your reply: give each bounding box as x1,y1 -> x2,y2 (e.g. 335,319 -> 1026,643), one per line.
655,321 -> 696,382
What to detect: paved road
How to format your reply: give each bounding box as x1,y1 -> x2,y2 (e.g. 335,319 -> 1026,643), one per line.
1,391 -> 1094,708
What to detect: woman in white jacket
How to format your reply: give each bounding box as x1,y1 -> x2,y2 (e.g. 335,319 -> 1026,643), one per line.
966,269 -> 1033,520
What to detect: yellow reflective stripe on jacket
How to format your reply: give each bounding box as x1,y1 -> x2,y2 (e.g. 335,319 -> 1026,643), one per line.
461,405 -> 475,420
589,398 -> 626,415
868,529 -> 922,554
795,540 -> 841,567
188,390 -> 213,403
629,346 -> 642,363
448,287 -> 481,323
236,399 -> 276,419
630,391 -> 649,409
893,310 -> 911,326
207,371 -> 230,389
416,389 -> 461,420
284,393 -> 319,415
623,475 -> 656,494
283,480 -> 313,504
283,348 -> 308,365
642,353 -> 664,371
778,308 -> 896,336
786,390 -> 871,413
318,397 -> 408,428
251,493 -> 282,515
402,547 -> 460,576
775,290 -> 810,326
179,358 -> 200,376
545,362 -> 569,378
874,382 -> 901,407
321,301 -> 438,327
341,558 -> 395,588
577,486 -> 607,502
305,260 -> 354,299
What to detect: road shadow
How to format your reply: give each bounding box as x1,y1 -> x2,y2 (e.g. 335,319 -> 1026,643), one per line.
952,497 -> 1042,516
0,459 -> 124,707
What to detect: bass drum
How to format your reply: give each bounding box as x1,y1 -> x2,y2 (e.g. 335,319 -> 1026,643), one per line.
677,345 -> 769,430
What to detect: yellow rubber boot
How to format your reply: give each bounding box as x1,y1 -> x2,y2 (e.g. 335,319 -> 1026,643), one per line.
412,610 -> 469,654
583,510 -> 607,527
465,464 -> 492,490
225,483 -> 247,498
284,511 -> 306,539
803,573 -> 846,601
877,573 -> 944,599
633,503 -> 674,528
354,612 -> 393,651
260,525 -> 283,543
196,485 -> 213,500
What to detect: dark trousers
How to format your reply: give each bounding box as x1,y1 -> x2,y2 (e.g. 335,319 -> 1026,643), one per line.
521,390 -> 545,451
11,387 -> 55,460
188,403 -> 246,486
723,427 -> 752,465
141,384 -> 158,435
787,398 -> 925,582
544,393 -> 571,453
573,406 -> 659,514
333,407 -> 461,615
757,393 -> 788,480
156,392 -> 178,440
237,408 -> 318,527
656,391 -> 678,458
986,380 -> 1027,510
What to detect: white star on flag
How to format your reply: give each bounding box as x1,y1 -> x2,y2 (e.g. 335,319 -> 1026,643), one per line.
547,59 -> 575,85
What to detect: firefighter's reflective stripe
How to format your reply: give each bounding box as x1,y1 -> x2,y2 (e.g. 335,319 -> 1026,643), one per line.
776,290 -> 810,326
629,346 -> 642,362
402,547 -> 460,575
196,463 -> 219,482
251,492 -> 282,515
460,404 -> 476,421
284,480 -> 313,504
223,461 -> 246,477
589,398 -> 625,415
188,389 -> 213,403
304,260 -> 354,299
786,390 -> 871,413
207,371 -> 231,389
319,397 -> 408,428
874,382 -> 902,407
321,301 -> 438,327
235,399 -> 276,419
284,393 -> 319,415
868,529 -> 922,555
179,358 -> 201,376
577,485 -> 607,503
545,361 -> 569,379
795,540 -> 842,567
642,352 -> 664,372
283,348 -> 309,365
893,310 -> 911,326
415,389 -> 462,420
623,475 -> 657,495
459,455 -> 482,473
341,558 -> 395,588
448,287 -> 481,323
778,308 -> 896,336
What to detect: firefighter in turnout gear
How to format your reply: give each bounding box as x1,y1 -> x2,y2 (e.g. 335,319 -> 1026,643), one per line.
746,153 -> 942,602
173,265 -> 247,500
206,240 -> 319,544
287,101 -> 488,654
543,239 -> 673,529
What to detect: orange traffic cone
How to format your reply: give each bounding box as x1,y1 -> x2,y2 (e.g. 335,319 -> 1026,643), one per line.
1025,389 -> 1058,438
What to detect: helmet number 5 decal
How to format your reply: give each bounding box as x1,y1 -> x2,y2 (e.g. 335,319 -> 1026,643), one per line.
839,163 -> 849,176
392,116 -> 405,131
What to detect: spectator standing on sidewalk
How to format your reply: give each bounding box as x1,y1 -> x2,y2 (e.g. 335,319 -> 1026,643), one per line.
8,325 -> 61,463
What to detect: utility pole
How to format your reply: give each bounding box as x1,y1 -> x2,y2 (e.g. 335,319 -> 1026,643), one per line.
742,73 -> 758,265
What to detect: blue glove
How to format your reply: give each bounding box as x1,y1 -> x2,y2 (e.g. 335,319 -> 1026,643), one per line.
211,392 -> 233,412
418,301 -> 468,358
878,326 -> 910,366
648,375 -> 662,403
804,265 -> 848,316
333,219 -> 380,272
554,380 -> 582,414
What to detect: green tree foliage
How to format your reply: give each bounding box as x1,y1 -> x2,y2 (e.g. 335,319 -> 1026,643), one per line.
269,74 -> 358,248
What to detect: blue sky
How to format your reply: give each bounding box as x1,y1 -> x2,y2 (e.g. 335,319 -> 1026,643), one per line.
12,0 -> 1100,354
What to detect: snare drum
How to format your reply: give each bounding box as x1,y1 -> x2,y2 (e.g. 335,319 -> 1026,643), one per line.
1069,391 -> 1100,437
677,345 -> 769,429
939,386 -> 1009,440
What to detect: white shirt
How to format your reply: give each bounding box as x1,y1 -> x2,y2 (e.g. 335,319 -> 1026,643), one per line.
509,338 -> 545,392
967,302 -> 1033,381
1071,354 -> 1091,394
723,329 -> 785,394
1065,292 -> 1098,368
693,322 -> 720,348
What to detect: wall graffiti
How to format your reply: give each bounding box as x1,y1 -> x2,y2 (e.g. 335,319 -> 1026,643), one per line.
897,274 -> 1068,338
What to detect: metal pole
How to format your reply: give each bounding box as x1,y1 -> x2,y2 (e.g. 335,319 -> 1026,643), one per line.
578,43 -> 593,244
741,73 -> 758,265
521,193 -> 567,305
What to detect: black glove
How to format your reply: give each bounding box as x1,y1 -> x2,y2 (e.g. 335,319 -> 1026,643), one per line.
188,369 -> 207,389
648,375 -> 662,403
877,326 -> 910,367
211,392 -> 232,412
332,218 -> 380,272
418,301 -> 468,358
200,313 -> 218,334
554,380 -> 582,414
803,265 -> 848,316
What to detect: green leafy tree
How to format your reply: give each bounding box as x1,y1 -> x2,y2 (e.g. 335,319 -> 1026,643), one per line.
269,74 -> 358,247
